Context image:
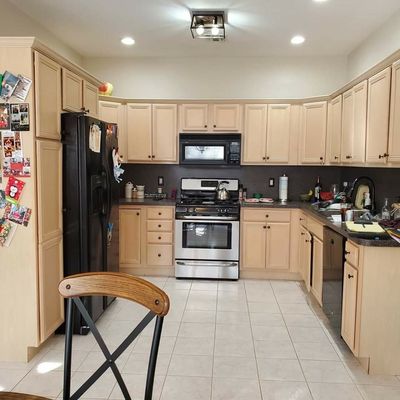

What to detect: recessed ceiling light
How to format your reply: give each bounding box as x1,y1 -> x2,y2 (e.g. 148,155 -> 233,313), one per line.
291,35 -> 305,45
121,37 -> 135,46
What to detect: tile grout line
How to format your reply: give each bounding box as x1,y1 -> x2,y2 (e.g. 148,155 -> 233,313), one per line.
271,281 -> 315,400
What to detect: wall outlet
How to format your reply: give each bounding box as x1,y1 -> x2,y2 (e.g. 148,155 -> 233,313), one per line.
268,178 -> 275,188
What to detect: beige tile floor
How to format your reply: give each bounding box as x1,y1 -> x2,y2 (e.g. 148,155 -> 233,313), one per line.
1,277 -> 400,399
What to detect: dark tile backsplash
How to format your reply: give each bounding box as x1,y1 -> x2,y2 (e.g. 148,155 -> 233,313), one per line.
120,164 -> 400,210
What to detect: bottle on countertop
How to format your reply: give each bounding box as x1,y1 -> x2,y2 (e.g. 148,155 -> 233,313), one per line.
242,187 -> 247,200
238,184 -> 244,201
314,176 -> 322,202
381,197 -> 391,220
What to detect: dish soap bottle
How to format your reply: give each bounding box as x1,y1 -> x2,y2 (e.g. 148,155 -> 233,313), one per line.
381,198 -> 391,220
314,176 -> 322,202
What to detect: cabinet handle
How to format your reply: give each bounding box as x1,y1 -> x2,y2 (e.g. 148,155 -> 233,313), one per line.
263,226 -> 267,229
158,212 -> 162,215
148,155 -> 151,158
158,254 -> 162,257
158,236 -> 162,240
158,224 -> 162,228
136,212 -> 140,216
204,125 -> 207,128
348,274 -> 354,279
213,124 -> 216,128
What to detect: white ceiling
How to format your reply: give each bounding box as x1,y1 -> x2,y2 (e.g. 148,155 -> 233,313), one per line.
8,0 -> 400,58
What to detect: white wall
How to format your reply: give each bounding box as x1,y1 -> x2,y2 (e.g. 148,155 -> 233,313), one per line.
82,55 -> 347,99
347,8 -> 400,80
0,0 -> 82,65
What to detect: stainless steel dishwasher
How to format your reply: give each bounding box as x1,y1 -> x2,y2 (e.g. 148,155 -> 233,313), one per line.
322,227 -> 346,333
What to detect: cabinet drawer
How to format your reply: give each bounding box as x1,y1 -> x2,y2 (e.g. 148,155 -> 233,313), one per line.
345,241 -> 359,267
307,217 -> 324,239
147,220 -> 173,232
242,208 -> 291,222
147,207 -> 174,220
147,232 -> 173,244
147,244 -> 173,266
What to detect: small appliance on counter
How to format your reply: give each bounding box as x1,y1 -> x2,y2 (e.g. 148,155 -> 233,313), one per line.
175,178 -> 240,280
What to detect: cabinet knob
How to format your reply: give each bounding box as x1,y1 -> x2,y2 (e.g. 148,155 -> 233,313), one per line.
301,232 -> 305,236
267,226 -> 271,229
136,212 -> 140,216
348,274 -> 354,279
158,254 -> 161,257
320,157 -> 324,161
262,157 -> 266,160
152,155 -> 155,158
300,218 -> 305,221
213,124 -> 216,128
158,212 -> 162,215
305,239 -> 311,243
148,155 -> 151,158
204,125 -> 207,128
263,226 -> 267,229
266,156 -> 270,160
265,214 -> 269,218
334,156 -> 339,160
158,224 -> 162,228
158,236 -> 162,240
345,250 -> 350,255
379,153 -> 389,159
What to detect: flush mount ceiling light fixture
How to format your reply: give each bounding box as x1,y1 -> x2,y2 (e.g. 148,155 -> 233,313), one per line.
190,11 -> 225,41
121,36 -> 135,46
291,35 -> 305,45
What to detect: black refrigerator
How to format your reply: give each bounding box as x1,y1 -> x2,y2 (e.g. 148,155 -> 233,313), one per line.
61,113 -> 120,334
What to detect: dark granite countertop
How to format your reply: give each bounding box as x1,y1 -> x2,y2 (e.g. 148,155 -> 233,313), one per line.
241,200 -> 399,247
120,198 -> 177,206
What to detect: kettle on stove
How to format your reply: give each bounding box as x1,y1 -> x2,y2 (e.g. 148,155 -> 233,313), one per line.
216,181 -> 230,201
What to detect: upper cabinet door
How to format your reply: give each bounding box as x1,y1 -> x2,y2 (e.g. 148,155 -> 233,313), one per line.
34,51 -> 61,140
83,80 -> 99,118
352,80 -> 368,163
299,101 -> 327,164
242,104 -> 267,164
62,68 -> 83,112
212,104 -> 241,131
152,104 -> 178,162
181,104 -> 209,131
99,101 -> 127,160
389,60 -> 400,163
327,95 -> 342,163
366,67 -> 391,164
36,140 -> 63,243
126,103 -> 152,162
266,104 -> 291,163
341,89 -> 354,163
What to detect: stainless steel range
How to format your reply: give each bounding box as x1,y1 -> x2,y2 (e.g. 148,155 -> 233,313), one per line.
175,178 -> 240,280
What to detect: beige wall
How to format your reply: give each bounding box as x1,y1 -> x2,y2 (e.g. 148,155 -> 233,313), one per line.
347,8 -> 400,80
0,0 -> 82,65
82,55 -> 348,99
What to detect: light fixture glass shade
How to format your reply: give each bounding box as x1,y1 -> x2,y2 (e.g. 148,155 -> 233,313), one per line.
190,11 -> 225,40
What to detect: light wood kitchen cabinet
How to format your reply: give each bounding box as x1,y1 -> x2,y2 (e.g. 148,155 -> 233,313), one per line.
243,104 -> 268,163
327,95 -> 342,163
152,104 -> 177,162
299,226 -> 312,291
38,236 -> 64,343
366,67 -> 391,164
34,51 -> 61,140
180,103 -> 241,132
99,100 -> 127,160
212,104 -> 241,131
266,104 -> 291,163
241,209 -> 291,272
242,104 -> 291,164
62,69 -> 99,118
127,103 -> 177,163
181,104 -> 209,131
36,140 -> 62,243
388,60 -> 400,163
311,236 -> 323,306
119,208 -> 142,265
342,261 -> 359,353
341,81 -> 368,163
299,101 -> 327,164
126,103 -> 152,162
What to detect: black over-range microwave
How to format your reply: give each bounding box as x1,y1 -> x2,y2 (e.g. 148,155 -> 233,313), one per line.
179,133 -> 241,166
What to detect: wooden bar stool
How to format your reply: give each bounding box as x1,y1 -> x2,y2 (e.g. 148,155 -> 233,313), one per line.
0,394 -> 50,400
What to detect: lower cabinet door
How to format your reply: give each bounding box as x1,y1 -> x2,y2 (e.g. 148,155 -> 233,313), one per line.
299,227 -> 312,291
119,209 -> 141,264
147,244 -> 173,266
38,236 -> 64,343
265,222 -> 290,270
341,262 -> 359,353
311,236 -> 323,305
241,222 -> 267,269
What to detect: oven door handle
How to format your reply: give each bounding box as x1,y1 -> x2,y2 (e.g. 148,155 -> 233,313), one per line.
176,261 -> 238,267
176,215 -> 239,221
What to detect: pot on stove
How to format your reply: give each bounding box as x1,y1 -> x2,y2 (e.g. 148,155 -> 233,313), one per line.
216,181 -> 230,201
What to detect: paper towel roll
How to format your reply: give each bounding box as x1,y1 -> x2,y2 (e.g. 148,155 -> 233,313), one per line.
279,175 -> 288,202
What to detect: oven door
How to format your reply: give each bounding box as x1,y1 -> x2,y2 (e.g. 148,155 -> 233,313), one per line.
179,141 -> 228,165
175,219 -> 239,261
